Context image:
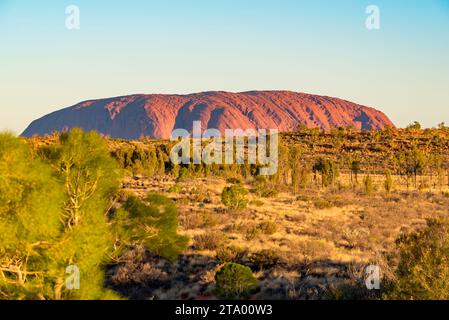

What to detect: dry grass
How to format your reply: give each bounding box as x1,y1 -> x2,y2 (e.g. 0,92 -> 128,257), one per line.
108,173 -> 449,300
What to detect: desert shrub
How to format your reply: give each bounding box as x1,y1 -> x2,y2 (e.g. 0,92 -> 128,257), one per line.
384,169 -> 393,193
342,228 -> 370,249
113,194 -> 189,261
168,184 -> 182,193
257,221 -> 278,235
177,167 -> 189,181
221,184 -> 248,209
314,199 -> 334,210
226,177 -> 242,184
244,221 -> 277,240
194,232 -> 226,251
249,249 -> 281,270
245,227 -> 261,241
363,175 -> 374,196
190,186 -> 211,203
296,195 -> 311,202
215,263 -> 258,299
298,240 -> 333,263
249,200 -> 265,207
216,246 -> 246,264
198,212 -> 220,228
251,177 -> 279,198
386,219 -> 449,300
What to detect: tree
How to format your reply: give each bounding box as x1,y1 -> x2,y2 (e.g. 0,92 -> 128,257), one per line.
363,175 -> 374,196
112,194 -> 189,261
350,160 -> 361,185
406,121 -> 422,130
313,158 -> 339,187
384,169 -> 393,193
43,128 -> 123,299
406,147 -> 427,188
0,133 -> 65,299
289,145 -> 304,193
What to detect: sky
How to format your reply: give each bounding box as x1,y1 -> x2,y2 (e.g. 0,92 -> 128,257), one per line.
0,0 -> 448,133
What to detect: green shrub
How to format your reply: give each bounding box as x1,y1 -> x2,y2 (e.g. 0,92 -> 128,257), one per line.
215,263 -> 258,299
168,184 -> 182,193
177,167 -> 189,181
221,184 -> 248,209
386,219 -> 449,300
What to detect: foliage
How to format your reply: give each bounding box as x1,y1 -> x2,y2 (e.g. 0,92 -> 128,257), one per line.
112,194 -> 189,261
313,158 -> 339,187
363,175 -> 374,196
221,184 -> 248,209
251,177 -> 279,198
249,249 -> 280,270
350,160 -> 361,183
194,232 -> 226,251
0,133 -> 65,299
384,169 -> 393,193
387,219 -> 449,300
216,246 -> 246,264
0,129 -> 123,300
406,121 -> 422,130
215,263 -> 258,299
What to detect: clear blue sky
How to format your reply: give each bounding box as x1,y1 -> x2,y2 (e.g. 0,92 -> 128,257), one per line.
1,0 -> 448,133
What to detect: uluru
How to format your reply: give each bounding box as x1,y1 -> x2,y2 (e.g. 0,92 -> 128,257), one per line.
22,91 -> 395,140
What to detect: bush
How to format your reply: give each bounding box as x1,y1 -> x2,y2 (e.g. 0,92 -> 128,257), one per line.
249,200 -> 264,207
194,232 -> 226,251
314,199 -> 334,210
251,177 -> 279,198
257,221 -> 278,235
216,246 -> 246,264
221,184 -> 248,209
386,219 -> 449,299
249,249 -> 281,270
168,184 -> 182,193
363,175 -> 374,196
215,263 -> 258,299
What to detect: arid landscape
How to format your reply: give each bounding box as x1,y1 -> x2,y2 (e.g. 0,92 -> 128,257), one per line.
19,125 -> 449,300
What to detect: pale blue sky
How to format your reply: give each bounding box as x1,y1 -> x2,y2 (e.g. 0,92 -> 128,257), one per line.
1,0 -> 448,133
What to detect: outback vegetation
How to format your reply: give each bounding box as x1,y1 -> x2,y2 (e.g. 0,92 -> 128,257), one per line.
2,123 -> 449,300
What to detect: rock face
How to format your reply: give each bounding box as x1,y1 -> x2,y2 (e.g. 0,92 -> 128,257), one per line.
22,91 -> 395,139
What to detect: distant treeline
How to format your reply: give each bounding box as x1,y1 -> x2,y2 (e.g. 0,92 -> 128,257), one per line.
106,124 -> 449,191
